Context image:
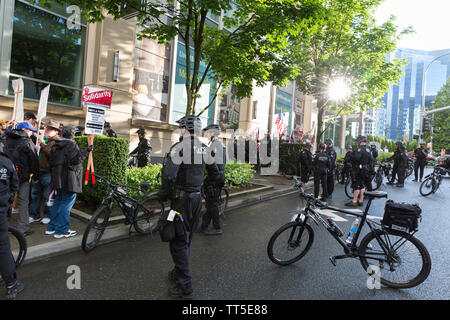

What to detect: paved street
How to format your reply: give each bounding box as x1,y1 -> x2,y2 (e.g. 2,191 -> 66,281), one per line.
7,169 -> 450,300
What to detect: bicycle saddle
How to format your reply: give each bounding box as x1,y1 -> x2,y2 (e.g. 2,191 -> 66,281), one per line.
365,191 -> 388,198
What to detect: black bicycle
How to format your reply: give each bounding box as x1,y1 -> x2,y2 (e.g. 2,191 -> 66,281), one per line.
81,174 -> 164,253
268,176 -> 431,289
0,226 -> 27,283
419,165 -> 448,196
344,161 -> 392,198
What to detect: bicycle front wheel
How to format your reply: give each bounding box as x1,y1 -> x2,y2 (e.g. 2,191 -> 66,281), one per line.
8,226 -> 27,268
267,222 -> 314,266
81,204 -> 111,253
134,196 -> 164,234
359,229 -> 431,289
345,178 -> 354,199
419,177 -> 435,196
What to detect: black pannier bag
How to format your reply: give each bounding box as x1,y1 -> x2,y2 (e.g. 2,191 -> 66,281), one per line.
382,200 -> 422,233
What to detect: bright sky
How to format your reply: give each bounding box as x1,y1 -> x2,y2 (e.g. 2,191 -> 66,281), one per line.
375,0 -> 450,51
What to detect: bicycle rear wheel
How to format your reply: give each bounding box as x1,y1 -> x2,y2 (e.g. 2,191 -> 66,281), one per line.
267,222 -> 314,266
419,177 -> 435,196
81,204 -> 111,253
359,229 -> 431,289
8,226 -> 27,268
134,196 -> 164,234
218,187 -> 229,217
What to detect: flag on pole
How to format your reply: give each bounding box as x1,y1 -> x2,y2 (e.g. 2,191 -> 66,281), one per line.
12,78 -> 24,122
275,112 -> 287,138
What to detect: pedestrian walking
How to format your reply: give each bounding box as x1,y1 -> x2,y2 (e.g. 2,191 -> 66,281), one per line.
103,122 -> 117,138
413,141 -> 428,182
345,136 -> 374,207
325,139 -> 337,199
129,127 -> 152,167
313,143 -> 330,200
46,125 -> 92,238
29,119 -> 61,225
157,115 -> 224,300
299,142 -> 313,190
4,122 -> 40,236
200,124 -> 226,235
0,150 -> 24,299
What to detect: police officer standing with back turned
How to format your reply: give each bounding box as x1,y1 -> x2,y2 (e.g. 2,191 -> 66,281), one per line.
345,136 -> 374,207
0,150 -> 24,299
413,141 -> 428,182
157,115 -> 224,300
313,143 -> 330,200
299,142 -> 313,191
387,141 -> 404,187
341,145 -> 353,184
325,139 -> 337,199
200,124 -> 226,235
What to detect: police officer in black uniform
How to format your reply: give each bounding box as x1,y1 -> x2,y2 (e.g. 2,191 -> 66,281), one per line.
157,115 -> 224,300
325,139 -> 337,199
103,122 -> 117,138
200,124 -> 226,235
313,143 -> 330,200
396,145 -> 408,188
370,143 -> 378,161
413,141 -> 428,182
346,136 -> 374,207
0,151 -> 24,299
341,145 -> 353,184
129,127 -> 152,167
299,142 -> 313,190
387,141 -> 406,187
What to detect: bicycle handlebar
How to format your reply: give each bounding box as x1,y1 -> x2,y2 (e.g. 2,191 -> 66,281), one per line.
292,176 -> 328,209
92,173 -> 142,192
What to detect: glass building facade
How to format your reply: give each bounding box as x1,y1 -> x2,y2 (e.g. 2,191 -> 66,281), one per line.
380,48 -> 450,140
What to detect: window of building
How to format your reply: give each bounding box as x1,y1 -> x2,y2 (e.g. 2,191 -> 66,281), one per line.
218,84 -> 240,130
8,0 -> 86,107
132,33 -> 171,122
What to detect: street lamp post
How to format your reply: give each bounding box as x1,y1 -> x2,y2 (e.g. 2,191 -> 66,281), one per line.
418,52 -> 450,145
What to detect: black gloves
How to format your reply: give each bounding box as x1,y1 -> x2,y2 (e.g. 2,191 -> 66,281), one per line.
86,145 -> 94,152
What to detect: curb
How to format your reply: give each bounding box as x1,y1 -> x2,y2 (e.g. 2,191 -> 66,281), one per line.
21,182 -> 302,265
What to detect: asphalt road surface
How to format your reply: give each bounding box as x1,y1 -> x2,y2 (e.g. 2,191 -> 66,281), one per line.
7,169 -> 450,300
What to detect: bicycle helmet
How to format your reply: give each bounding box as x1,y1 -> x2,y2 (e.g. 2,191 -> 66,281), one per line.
419,141 -> 426,145
325,138 -> 333,145
177,115 -> 202,134
357,135 -> 367,143
319,143 -> 326,150
304,142 -> 312,149
202,124 -> 221,136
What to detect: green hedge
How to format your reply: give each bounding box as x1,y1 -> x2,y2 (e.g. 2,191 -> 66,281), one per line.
126,164 -> 162,198
377,151 -> 393,163
224,162 -> 255,188
74,135 -> 129,205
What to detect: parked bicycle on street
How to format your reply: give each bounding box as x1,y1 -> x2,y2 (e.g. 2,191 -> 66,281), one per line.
81,174 -> 164,253
268,176 -> 431,289
419,165 -> 449,197
344,161 -> 392,198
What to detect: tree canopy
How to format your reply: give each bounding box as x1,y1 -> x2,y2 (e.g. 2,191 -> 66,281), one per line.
288,0 -> 412,148
40,0 -> 328,116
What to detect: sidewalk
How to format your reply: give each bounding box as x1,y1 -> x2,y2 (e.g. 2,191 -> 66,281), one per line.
8,173 -> 308,265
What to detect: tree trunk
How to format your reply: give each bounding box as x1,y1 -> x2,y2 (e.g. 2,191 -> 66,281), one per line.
358,110 -> 363,136
315,97 -> 327,150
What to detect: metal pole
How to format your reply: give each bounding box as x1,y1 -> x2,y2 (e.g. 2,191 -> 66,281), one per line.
419,52 -> 450,140
430,113 -> 434,155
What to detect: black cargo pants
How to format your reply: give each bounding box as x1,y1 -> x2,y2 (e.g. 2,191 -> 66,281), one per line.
169,192 -> 202,295
201,184 -> 221,230
0,209 -> 16,285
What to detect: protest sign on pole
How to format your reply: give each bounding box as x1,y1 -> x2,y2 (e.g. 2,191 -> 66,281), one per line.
35,85 -> 50,153
82,86 -> 114,185
12,78 -> 24,122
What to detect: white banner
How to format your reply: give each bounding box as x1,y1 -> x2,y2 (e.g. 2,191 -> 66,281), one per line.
37,85 -> 50,121
84,106 -> 106,135
12,78 -> 24,122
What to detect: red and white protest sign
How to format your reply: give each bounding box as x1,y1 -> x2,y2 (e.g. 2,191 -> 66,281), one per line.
82,87 -> 113,109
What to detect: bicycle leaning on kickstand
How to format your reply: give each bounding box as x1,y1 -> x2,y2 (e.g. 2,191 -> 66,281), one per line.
267,176 -> 431,289
81,174 -> 165,253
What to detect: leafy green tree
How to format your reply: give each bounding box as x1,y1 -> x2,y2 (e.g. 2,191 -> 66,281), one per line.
288,0 -> 411,148
40,0 -> 326,116
425,77 -> 450,154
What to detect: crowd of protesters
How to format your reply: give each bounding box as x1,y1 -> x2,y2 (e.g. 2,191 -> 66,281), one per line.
0,113 -> 97,239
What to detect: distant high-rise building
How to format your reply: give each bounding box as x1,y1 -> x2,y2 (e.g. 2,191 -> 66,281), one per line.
371,48 -> 450,140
